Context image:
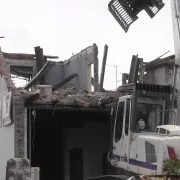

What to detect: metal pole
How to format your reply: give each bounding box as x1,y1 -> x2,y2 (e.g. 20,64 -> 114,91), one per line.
171,0 -> 180,125
172,65 -> 178,109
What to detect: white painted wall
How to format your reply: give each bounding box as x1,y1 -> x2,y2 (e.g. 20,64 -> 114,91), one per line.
147,65 -> 174,86
147,67 -> 166,85
0,75 -> 14,180
63,121 -> 109,180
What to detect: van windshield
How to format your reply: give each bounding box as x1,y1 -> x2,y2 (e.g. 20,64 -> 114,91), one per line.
136,103 -> 163,132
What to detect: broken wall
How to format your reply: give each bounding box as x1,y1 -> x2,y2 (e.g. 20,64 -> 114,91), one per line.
0,48 -> 28,180
5,58 -> 36,78
46,62 -> 64,87
0,76 -> 15,180
46,45 -> 97,92
0,48 -> 17,180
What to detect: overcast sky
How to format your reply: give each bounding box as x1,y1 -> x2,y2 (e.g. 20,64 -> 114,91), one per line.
0,0 -> 174,89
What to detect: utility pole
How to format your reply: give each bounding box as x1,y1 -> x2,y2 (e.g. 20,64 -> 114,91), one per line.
171,0 -> 180,125
107,64 -> 118,89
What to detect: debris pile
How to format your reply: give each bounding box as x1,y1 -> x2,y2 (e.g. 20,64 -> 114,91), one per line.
14,87 -> 117,108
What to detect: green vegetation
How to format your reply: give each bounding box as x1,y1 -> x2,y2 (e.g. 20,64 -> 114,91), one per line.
163,157 -> 180,175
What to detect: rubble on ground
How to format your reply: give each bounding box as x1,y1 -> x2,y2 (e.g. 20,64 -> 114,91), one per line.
12,87 -> 117,108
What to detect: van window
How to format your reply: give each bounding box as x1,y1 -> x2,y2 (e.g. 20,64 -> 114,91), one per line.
115,101 -> 125,143
125,99 -> 130,135
136,104 -> 162,132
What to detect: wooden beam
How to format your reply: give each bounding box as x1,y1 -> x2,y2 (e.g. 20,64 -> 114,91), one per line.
52,74 -> 78,91
2,52 -> 59,60
34,46 -> 45,84
24,103 -> 111,112
93,43 -> 99,92
43,55 -> 59,59
138,58 -> 145,83
100,45 -> 108,92
23,61 -> 54,90
128,55 -> 141,84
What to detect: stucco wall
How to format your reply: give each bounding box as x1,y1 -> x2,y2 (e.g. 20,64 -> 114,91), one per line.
46,62 -> 64,87
147,66 -> 166,85
146,65 -> 174,86
0,76 -> 14,180
63,121 -> 110,180
46,45 -> 95,91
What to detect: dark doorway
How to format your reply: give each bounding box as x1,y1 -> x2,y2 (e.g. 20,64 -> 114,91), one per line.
102,152 -> 107,175
30,109 -> 64,180
28,108 -> 111,180
69,148 -> 83,180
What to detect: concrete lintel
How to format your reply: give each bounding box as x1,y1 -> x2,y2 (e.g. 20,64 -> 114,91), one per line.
24,104 -> 111,112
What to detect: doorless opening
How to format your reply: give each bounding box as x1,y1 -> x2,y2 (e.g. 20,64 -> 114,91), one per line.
69,148 -> 83,180
27,108 -> 111,180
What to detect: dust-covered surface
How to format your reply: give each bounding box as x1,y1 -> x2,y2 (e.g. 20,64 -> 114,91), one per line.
12,87 -> 118,108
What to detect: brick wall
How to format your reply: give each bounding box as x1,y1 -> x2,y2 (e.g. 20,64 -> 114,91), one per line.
14,100 -> 27,158
6,158 -> 31,180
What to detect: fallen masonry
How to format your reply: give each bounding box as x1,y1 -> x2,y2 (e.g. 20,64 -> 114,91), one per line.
13,86 -> 117,109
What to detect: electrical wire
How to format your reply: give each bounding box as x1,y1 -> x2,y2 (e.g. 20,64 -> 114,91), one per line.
52,104 -> 57,116
32,108 -> 36,151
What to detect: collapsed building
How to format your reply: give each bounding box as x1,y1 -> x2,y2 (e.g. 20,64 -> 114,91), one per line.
0,44 -> 175,180
0,44 -> 117,180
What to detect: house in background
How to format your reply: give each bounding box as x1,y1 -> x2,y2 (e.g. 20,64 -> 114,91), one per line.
145,55 -> 175,86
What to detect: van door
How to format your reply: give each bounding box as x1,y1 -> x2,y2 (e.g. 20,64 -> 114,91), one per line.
112,99 -> 126,169
123,98 -> 131,170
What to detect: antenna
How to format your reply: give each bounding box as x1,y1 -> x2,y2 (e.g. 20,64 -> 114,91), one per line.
154,50 -> 171,60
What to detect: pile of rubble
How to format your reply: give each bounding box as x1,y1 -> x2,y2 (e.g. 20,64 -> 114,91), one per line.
13,87 -> 117,108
